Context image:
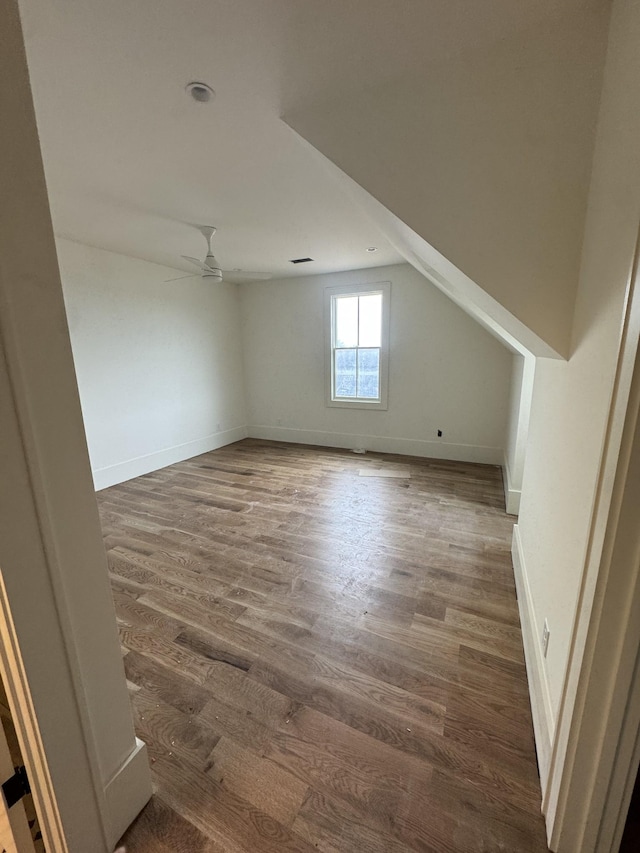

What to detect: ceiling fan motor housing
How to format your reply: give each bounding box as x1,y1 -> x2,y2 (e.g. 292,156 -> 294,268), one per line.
203,254 -> 223,281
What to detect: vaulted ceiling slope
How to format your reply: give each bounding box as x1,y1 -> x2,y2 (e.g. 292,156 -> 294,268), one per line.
285,4 -> 611,358
19,0 -> 609,354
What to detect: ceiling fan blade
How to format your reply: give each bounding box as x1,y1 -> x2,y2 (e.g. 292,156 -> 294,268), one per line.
164,274 -> 200,282
222,270 -> 273,283
181,255 -> 208,271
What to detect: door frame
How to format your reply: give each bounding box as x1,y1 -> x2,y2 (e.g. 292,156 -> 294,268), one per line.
0,576 -> 67,852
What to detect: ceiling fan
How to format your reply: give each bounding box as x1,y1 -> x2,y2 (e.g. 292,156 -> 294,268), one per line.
166,225 -> 272,284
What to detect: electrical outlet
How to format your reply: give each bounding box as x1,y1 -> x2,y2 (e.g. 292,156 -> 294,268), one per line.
542,619 -> 550,658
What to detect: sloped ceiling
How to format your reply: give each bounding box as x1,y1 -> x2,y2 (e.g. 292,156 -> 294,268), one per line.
18,0 -> 609,353
285,6 -> 611,357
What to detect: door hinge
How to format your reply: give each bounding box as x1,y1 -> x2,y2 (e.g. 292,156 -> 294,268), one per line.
2,765 -> 30,808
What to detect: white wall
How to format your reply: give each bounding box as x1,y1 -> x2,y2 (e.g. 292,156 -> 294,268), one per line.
285,6 -> 609,357
57,239 -> 248,489
513,0 -> 640,790
241,263 -> 512,464
505,356 -> 525,480
503,353 -> 535,515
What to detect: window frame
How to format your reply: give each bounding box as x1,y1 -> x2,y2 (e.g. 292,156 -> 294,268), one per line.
324,281 -> 391,410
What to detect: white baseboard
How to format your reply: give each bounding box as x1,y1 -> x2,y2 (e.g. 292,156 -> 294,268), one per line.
512,524 -> 555,795
93,426 -> 248,490
502,452 -> 521,515
247,425 -> 503,465
104,737 -> 152,848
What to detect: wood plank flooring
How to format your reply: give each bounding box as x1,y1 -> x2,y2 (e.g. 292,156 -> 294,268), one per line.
98,439 -> 549,852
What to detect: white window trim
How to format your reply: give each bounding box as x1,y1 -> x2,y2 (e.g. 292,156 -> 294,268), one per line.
324,281 -> 391,410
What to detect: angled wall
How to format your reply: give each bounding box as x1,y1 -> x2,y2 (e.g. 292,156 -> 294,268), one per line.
284,7 -> 609,357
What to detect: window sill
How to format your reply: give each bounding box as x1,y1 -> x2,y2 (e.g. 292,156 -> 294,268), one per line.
327,398 -> 388,411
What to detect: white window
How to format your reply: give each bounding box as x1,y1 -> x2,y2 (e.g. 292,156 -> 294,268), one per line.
325,282 -> 390,409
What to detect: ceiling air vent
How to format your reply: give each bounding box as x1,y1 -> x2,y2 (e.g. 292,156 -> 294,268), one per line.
290,257 -> 314,264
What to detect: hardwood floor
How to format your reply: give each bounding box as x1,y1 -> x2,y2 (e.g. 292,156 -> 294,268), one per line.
98,439 -> 549,852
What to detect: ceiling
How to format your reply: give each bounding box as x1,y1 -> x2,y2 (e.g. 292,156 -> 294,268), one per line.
18,0 -> 596,279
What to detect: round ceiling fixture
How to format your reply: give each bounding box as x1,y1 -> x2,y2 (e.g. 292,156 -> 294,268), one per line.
185,81 -> 215,103
366,246 -> 378,252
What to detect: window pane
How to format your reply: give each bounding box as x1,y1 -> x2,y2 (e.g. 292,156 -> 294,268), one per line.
358,294 -> 382,347
335,297 -> 358,347
357,348 -> 380,398
335,348 -> 357,397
